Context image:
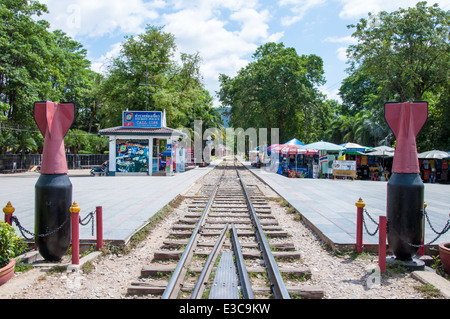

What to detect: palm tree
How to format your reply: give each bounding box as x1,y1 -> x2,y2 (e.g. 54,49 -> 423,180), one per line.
326,115 -> 354,144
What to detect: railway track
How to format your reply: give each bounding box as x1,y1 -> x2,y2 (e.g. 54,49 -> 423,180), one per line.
127,158 -> 324,299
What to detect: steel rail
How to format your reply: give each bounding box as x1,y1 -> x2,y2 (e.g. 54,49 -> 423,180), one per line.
230,223 -> 254,299
161,169 -> 224,299
235,162 -> 291,299
190,223 -> 229,299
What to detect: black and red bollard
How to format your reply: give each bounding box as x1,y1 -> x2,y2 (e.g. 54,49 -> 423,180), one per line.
70,202 -> 80,265
355,198 -> 365,254
96,206 -> 103,251
34,101 -> 75,261
385,101 -> 427,269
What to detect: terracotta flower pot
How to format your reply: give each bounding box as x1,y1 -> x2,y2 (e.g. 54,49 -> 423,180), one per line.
0,258 -> 15,286
439,242 -> 450,275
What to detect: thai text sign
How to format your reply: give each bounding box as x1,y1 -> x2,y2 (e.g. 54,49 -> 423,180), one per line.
332,160 -> 356,177
123,111 -> 162,128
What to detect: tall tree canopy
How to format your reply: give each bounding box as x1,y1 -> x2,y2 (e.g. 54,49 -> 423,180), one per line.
99,25 -> 223,133
334,2 -> 449,150
218,42 -> 328,143
346,1 -> 449,102
2,1 -> 448,155
0,2 -> 222,155
0,0 -> 98,154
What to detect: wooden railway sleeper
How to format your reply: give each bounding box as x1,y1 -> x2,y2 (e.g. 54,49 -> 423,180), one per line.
140,159 -> 307,299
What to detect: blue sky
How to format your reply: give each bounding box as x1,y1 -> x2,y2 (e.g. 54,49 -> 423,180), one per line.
38,0 -> 450,106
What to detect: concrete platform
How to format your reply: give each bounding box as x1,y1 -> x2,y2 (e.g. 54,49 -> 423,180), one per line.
239,158 -> 450,252
3,157 -> 449,253
0,162 -> 218,244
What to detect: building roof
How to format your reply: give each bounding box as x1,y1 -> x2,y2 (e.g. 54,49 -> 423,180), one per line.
99,126 -> 187,137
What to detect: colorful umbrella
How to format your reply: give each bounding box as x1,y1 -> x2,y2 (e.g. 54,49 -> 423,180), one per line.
300,141 -> 344,151
273,144 -> 317,155
272,144 -> 300,154
417,150 -> 450,159
366,146 -> 394,157
267,144 -> 281,151
297,149 -> 318,155
284,138 -> 304,146
341,142 -> 366,152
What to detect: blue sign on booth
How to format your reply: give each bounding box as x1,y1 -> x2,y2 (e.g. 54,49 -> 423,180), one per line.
123,111 -> 162,128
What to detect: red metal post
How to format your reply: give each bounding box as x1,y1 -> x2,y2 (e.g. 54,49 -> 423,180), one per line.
417,203 -> 427,256
4,213 -> 12,225
355,198 -> 365,253
379,216 -> 387,274
96,206 -> 103,251
70,202 -> 80,265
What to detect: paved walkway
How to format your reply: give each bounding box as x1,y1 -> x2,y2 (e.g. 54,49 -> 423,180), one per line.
239,158 -> 450,250
0,163 -> 218,243
2,158 -> 449,251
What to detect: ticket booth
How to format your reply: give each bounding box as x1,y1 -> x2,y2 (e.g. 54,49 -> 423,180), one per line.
99,111 -> 187,176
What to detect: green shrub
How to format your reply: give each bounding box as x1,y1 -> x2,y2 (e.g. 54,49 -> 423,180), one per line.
0,221 -> 25,268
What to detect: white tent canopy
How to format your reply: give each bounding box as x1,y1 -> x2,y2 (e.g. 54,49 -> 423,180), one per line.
300,141 -> 344,151
417,150 -> 450,159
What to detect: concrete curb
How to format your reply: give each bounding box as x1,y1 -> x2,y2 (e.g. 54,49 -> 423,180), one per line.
411,270 -> 450,298
19,250 -> 103,272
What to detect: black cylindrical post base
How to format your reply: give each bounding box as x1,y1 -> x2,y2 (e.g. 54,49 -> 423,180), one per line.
386,173 -> 424,261
35,174 -> 72,261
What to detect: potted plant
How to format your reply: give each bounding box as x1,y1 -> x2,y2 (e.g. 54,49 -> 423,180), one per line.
0,221 -> 25,286
439,242 -> 450,275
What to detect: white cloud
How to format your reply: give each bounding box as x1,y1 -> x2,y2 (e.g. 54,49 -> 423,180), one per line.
89,42 -> 123,74
319,85 -> 342,102
39,0 -> 163,38
338,0 -> 450,19
39,0 -> 285,106
160,1 -> 284,102
231,8 -> 269,41
323,35 -> 356,63
278,0 -> 327,26
336,47 -> 348,62
323,35 -> 357,44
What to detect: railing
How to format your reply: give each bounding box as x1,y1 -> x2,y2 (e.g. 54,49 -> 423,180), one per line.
3,201 -> 103,266
0,154 -> 108,171
355,198 -> 450,273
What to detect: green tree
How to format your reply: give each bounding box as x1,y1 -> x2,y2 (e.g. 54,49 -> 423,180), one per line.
417,88 -> 450,151
85,29 -> 224,151
0,0 -> 99,154
64,129 -> 108,154
342,2 -> 449,149
0,0 -> 49,125
346,2 -> 449,102
218,42 -> 326,143
99,25 -> 177,128
98,25 -> 223,137
339,67 -> 380,116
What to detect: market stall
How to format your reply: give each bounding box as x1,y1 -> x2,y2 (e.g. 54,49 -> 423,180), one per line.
271,144 -> 318,178
300,141 -> 344,178
418,150 -> 450,183
365,146 -> 394,181
340,142 -> 370,179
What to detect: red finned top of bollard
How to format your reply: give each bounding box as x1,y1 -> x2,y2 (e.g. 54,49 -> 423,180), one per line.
385,101 -> 428,174
34,101 -> 74,174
